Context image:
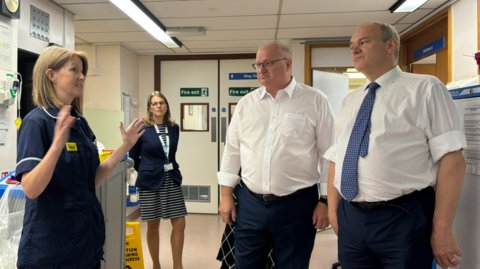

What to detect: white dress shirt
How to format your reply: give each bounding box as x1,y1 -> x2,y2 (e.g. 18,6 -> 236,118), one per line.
324,66 -> 467,202
218,77 -> 335,196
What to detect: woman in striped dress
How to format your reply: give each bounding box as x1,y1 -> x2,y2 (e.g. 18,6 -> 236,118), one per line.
130,92 -> 187,269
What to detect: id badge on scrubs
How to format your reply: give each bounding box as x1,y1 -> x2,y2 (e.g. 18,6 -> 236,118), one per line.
164,163 -> 173,172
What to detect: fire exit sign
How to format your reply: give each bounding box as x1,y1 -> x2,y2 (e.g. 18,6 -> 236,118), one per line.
228,87 -> 257,96
180,88 -> 209,97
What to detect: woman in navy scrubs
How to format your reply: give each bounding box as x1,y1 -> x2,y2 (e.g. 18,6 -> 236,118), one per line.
130,92 -> 187,269
16,46 -> 145,269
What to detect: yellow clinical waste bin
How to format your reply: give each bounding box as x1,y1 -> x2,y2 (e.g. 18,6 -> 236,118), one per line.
125,222 -> 145,269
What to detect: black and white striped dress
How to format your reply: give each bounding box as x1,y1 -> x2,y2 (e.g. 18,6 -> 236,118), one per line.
138,124 -> 187,222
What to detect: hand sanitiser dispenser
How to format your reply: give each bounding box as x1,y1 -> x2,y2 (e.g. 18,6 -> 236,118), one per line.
0,73 -> 20,109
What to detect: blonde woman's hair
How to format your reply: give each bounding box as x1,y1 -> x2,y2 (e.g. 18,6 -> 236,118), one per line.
143,92 -> 175,127
32,46 -> 88,113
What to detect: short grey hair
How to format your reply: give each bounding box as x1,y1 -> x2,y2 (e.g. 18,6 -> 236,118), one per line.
358,22 -> 400,64
259,41 -> 291,58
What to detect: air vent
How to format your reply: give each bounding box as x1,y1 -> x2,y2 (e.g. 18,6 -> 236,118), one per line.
181,185 -> 210,202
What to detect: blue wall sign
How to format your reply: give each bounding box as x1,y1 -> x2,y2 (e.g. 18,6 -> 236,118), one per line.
414,37 -> 445,61
221,108 -> 226,113
212,108 -> 216,113
229,73 -> 257,80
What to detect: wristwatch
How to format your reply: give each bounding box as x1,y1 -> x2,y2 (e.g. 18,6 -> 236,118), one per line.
319,197 -> 328,206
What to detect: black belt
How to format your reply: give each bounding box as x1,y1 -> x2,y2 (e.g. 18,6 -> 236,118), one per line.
247,186 -> 305,202
351,187 -> 433,210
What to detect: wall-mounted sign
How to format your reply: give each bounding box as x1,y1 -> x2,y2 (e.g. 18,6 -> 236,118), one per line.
180,88 -> 209,97
229,87 -> 256,96
229,73 -> 257,80
414,37 -> 445,61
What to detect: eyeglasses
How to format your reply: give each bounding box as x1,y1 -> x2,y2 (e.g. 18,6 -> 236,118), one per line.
252,58 -> 288,70
151,102 -> 166,107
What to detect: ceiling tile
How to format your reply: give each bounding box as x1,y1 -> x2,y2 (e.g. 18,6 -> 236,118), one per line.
183,39 -> 290,49
122,41 -> 170,50
277,26 -> 358,39
177,29 -> 275,41
56,0 -> 109,3
279,11 -> 405,28
144,0 -> 279,18
161,15 -> 278,31
421,0 -> 451,9
189,48 -> 259,53
75,20 -> 143,33
60,3 -> 128,20
76,32 -> 157,43
281,0 -> 397,14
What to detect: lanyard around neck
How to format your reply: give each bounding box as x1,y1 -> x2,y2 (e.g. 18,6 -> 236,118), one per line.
154,125 -> 170,159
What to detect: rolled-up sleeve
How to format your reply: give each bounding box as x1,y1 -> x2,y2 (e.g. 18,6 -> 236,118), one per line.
425,83 -> 467,163
16,118 -> 49,182
217,100 -> 242,187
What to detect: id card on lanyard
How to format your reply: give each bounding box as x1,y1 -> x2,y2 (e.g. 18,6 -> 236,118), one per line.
154,125 -> 173,172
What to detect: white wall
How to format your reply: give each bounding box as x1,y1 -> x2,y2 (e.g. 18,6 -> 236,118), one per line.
78,45 -> 121,111
291,41 -> 305,84
138,55 -> 154,120
0,0 -> 74,175
18,0 -> 75,53
451,0 -> 478,81
120,46 -> 140,122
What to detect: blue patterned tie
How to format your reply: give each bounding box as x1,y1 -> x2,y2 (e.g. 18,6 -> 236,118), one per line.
341,82 -> 380,202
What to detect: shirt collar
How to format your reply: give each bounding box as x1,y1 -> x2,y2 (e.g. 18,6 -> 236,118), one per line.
42,105 -> 80,120
364,65 -> 402,91
258,76 -> 297,100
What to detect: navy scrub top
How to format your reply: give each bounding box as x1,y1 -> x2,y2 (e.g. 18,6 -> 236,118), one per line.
16,106 -> 105,269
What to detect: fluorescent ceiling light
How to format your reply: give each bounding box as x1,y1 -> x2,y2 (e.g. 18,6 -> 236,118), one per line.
389,0 -> 428,13
110,0 -> 181,48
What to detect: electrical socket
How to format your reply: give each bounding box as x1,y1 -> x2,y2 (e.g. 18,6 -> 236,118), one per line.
0,116 -> 8,130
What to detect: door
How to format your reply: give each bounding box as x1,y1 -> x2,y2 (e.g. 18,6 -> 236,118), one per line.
161,60 -> 218,214
312,70 -> 349,117
218,59 -> 261,167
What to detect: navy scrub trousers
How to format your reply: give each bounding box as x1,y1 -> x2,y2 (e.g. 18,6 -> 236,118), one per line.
234,184 -> 319,269
16,106 -> 105,269
337,187 -> 436,269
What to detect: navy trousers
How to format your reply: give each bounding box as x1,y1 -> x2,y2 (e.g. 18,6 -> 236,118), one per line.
337,187 -> 436,269
235,184 -> 318,269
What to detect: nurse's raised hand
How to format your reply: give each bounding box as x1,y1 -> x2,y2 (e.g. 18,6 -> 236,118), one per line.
120,118 -> 145,148
53,105 -> 76,148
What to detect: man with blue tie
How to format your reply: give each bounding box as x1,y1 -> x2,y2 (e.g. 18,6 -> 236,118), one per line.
325,22 -> 467,269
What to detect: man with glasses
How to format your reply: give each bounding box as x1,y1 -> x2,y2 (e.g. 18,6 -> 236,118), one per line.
218,41 -> 335,269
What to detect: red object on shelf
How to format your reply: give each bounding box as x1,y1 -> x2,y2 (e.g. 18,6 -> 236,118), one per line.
475,51 -> 480,65
6,175 -> 20,184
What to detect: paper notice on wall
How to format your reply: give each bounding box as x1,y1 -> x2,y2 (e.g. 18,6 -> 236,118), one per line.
0,22 -> 12,72
463,100 -> 480,175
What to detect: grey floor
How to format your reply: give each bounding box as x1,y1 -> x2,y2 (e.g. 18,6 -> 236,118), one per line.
126,209 -> 339,269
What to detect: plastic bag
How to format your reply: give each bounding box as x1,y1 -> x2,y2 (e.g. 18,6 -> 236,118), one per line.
0,185 -> 26,269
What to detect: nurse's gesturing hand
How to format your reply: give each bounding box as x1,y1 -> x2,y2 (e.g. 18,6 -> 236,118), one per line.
53,105 -> 77,147
94,118 -> 145,186
119,118 -> 145,148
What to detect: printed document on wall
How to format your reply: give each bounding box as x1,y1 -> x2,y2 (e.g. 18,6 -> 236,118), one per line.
463,100 -> 480,175
0,21 -> 12,71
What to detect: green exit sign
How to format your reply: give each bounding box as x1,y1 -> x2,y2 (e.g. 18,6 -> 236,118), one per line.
229,87 -> 256,96
180,88 -> 209,97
